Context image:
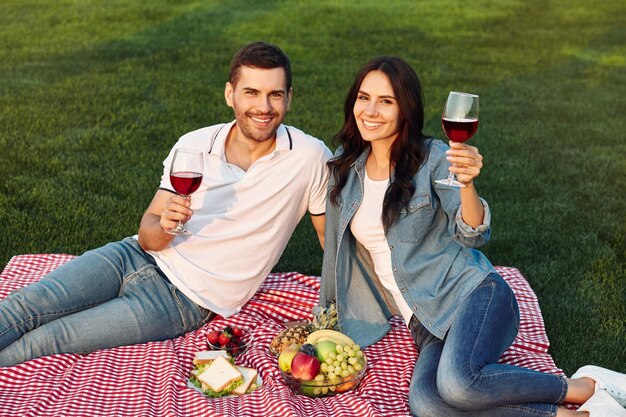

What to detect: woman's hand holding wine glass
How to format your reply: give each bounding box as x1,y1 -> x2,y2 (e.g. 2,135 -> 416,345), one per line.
446,141 -> 483,186
435,91 -> 481,188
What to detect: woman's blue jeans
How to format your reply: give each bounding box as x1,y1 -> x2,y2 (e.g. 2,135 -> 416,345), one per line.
0,238 -> 213,367
408,273 -> 567,417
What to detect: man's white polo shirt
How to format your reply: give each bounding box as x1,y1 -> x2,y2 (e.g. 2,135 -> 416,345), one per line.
147,121 -> 331,317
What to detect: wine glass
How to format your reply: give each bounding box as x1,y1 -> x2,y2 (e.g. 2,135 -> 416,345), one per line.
435,91 -> 479,188
166,148 -> 204,235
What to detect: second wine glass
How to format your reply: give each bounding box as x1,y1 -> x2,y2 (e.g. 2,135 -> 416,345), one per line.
166,148 -> 204,235
435,91 -> 479,188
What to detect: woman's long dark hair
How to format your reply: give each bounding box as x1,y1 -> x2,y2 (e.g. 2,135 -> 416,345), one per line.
328,56 -> 429,230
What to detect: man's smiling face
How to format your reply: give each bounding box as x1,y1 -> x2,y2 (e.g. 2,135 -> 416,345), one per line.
225,66 -> 292,143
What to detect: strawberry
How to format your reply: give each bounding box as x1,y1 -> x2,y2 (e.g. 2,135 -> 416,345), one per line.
207,331 -> 220,346
218,332 -> 231,346
232,327 -> 243,337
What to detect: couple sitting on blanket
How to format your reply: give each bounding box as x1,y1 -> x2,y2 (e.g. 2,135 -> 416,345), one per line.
0,42 -> 624,417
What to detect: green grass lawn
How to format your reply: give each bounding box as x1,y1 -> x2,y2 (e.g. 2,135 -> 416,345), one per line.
0,0 -> 624,374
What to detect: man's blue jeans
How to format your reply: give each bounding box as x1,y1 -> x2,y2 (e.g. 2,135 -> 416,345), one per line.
408,273 -> 567,417
0,238 -> 213,367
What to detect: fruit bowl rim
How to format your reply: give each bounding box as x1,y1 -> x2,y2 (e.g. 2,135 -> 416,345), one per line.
279,356 -> 368,388
207,329 -> 253,354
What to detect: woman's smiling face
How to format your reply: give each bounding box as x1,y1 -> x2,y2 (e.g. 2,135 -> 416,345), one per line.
353,70 -> 401,147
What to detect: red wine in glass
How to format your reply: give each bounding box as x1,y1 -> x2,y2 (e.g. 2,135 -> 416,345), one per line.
170,171 -> 203,195
166,148 -> 204,235
442,117 -> 479,143
435,92 -> 479,188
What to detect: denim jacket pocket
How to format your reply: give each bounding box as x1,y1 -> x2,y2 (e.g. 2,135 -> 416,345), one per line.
396,194 -> 434,243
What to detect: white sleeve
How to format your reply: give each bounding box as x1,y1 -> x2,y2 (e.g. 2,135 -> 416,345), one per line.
158,146 -> 177,192
307,144 -> 332,215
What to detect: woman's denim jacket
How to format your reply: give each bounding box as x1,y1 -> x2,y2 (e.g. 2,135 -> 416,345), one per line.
319,138 -> 496,347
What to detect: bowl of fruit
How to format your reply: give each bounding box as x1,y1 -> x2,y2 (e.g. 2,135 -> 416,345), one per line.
276,329 -> 368,397
206,325 -> 250,357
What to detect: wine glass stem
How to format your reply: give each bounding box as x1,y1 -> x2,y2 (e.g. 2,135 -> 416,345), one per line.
177,194 -> 189,232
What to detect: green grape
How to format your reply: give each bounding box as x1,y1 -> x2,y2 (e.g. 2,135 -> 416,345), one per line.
334,365 -> 342,375
328,351 -> 337,360
356,351 -> 364,358
333,360 -> 340,367
348,357 -> 357,365
336,344 -> 344,354
329,386 -> 336,392
327,372 -> 336,380
354,363 -> 363,371
325,357 -> 334,366
353,345 -> 361,352
315,374 -> 325,382
313,387 -> 322,395
320,363 -> 328,372
335,353 -> 344,362
347,365 -> 354,374
321,387 -> 329,395
341,362 -> 348,370
340,369 -> 350,378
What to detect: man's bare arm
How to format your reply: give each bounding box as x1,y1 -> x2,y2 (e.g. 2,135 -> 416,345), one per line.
138,190 -> 193,252
310,214 -> 325,249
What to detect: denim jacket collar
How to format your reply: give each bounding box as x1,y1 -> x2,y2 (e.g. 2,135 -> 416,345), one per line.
351,147 -> 369,170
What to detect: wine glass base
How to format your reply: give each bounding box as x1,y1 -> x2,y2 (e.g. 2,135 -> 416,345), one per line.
435,178 -> 466,188
164,228 -> 193,236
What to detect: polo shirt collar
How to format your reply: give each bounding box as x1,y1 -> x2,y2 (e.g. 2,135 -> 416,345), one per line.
209,121 -> 292,157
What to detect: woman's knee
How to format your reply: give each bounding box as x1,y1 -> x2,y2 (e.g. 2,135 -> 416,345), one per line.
436,365 -> 482,410
410,371 -> 452,417
409,386 -> 452,417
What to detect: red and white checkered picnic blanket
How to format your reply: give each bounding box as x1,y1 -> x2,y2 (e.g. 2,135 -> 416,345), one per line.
0,255 -> 567,416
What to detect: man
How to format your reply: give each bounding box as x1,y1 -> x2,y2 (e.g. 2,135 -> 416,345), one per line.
0,41 -> 331,366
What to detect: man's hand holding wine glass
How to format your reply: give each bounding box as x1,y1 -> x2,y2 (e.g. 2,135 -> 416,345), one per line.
160,194 -> 193,234
164,148 -> 204,235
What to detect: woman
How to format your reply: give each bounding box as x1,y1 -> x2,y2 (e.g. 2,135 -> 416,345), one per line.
319,56 -> 626,417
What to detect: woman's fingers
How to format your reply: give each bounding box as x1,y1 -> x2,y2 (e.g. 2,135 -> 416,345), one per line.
446,142 -> 483,183
447,155 -> 483,168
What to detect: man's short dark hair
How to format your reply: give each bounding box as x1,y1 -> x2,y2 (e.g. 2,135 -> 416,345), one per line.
229,41 -> 292,91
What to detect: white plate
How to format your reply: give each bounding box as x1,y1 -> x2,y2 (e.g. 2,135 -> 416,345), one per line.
187,366 -> 262,397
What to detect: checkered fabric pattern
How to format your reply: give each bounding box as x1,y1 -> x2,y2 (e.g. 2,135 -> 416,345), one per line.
0,255 -> 570,416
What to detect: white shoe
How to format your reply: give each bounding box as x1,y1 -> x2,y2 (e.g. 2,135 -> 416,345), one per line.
578,390 -> 626,417
572,365 -> 626,408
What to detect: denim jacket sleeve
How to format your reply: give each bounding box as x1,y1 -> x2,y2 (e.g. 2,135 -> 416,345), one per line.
430,140 -> 491,248
319,190 -> 338,309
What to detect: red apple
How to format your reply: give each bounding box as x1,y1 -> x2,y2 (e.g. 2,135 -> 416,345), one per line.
290,352 -> 321,381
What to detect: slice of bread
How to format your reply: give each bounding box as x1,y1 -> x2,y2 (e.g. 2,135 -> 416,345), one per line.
193,350 -> 230,365
231,366 -> 259,395
197,356 -> 242,392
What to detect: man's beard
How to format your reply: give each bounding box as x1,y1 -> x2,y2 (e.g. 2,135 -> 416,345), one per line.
236,110 -> 282,143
